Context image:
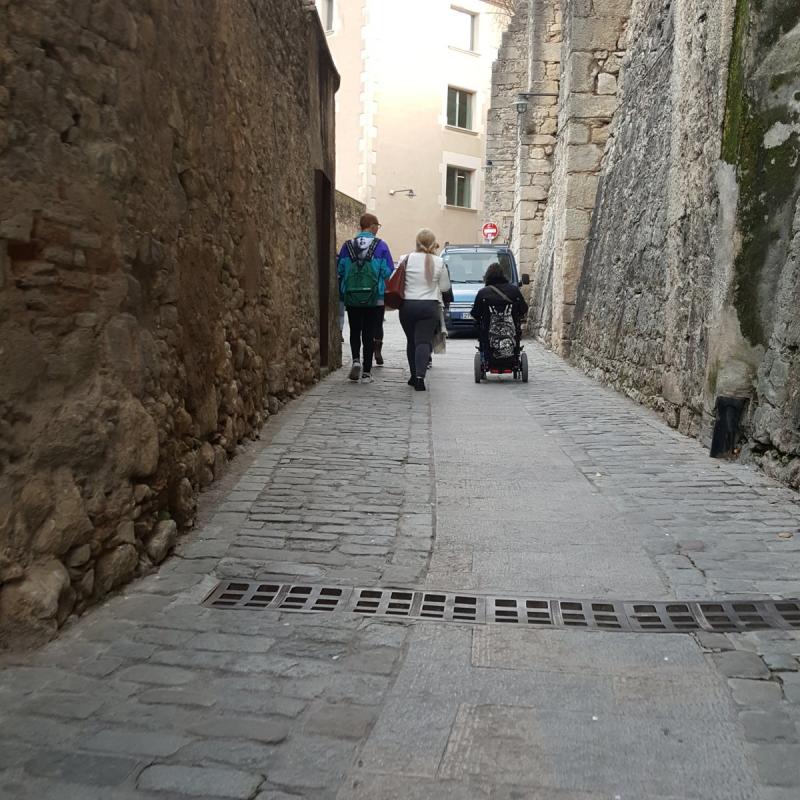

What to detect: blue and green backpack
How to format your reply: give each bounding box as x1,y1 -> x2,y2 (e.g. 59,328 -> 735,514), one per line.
343,238 -> 381,307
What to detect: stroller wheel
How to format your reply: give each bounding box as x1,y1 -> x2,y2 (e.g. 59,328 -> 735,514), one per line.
521,352 -> 529,383
473,352 -> 483,383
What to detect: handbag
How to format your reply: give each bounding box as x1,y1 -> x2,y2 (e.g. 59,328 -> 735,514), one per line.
384,257 -> 407,309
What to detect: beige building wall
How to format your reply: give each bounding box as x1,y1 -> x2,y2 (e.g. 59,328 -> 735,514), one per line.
317,0 -> 508,255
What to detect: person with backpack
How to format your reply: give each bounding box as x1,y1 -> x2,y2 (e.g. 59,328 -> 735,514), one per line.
337,214 -> 394,383
470,262 -> 529,362
399,228 -> 451,391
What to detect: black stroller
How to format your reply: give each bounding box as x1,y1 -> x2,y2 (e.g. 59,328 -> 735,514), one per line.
473,289 -> 529,383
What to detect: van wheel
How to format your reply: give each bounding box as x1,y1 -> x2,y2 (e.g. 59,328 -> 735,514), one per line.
474,353 -> 483,383
521,352 -> 529,383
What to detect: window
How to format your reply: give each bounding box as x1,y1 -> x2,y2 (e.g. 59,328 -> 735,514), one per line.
449,7 -> 476,51
320,0 -> 334,31
443,252 -> 514,284
447,88 -> 474,130
446,166 -> 473,208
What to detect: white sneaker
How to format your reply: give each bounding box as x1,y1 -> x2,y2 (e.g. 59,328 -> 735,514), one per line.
360,373 -> 374,384
348,360 -> 361,381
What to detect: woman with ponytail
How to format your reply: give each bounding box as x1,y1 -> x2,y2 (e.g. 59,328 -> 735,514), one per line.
399,228 -> 451,391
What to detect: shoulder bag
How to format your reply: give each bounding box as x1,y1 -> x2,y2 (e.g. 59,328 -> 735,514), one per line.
384,256 -> 407,310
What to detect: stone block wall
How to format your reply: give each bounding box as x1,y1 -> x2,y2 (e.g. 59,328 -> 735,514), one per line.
573,0 -> 800,478
487,0 -> 800,489
732,0 -> 800,485
485,0 -> 562,274
0,0 -> 340,647
335,190 -> 366,250
529,0 -> 628,354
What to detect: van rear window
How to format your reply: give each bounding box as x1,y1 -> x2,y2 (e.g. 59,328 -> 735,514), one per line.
443,252 -> 514,284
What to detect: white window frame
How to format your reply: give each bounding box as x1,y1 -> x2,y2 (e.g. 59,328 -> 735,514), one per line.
319,0 -> 334,32
447,86 -> 475,131
446,165 -> 475,209
449,6 -> 477,53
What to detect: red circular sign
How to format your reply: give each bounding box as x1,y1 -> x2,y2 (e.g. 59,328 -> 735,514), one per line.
482,222 -> 499,240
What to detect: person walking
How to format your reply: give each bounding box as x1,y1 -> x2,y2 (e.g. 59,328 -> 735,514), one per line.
399,228 -> 451,391
337,213 -> 394,383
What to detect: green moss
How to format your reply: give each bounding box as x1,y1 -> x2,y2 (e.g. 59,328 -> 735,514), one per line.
733,104 -> 800,345
770,71 -> 797,91
757,0 -> 800,50
722,0 -> 751,164
707,359 -> 720,396
723,0 -> 800,347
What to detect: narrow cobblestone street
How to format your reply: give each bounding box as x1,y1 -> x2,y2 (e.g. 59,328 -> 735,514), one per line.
2,317 -> 800,799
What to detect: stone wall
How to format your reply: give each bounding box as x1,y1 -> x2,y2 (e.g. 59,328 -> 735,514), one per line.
735,0 -> 800,485
335,190 -> 365,250
486,0 -> 800,490
0,0 -> 340,647
572,0 -> 800,478
529,0 -> 628,353
484,0 -> 562,276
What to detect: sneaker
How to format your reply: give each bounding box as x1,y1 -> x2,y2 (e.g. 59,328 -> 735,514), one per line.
407,376 -> 416,387
348,360 -> 361,381
414,377 -> 426,391
360,373 -> 374,384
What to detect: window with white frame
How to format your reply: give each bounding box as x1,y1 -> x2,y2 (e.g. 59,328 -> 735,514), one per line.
449,7 -> 476,51
447,87 -> 474,130
319,0 -> 334,31
446,166 -> 474,208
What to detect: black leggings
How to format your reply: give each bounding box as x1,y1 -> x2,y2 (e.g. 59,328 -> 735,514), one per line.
399,300 -> 440,379
374,305 -> 386,341
347,305 -> 382,372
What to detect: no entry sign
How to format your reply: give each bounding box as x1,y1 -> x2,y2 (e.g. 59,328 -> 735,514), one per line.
482,222 -> 499,241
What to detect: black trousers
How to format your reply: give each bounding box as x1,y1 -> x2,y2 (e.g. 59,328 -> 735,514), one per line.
374,305 -> 386,341
399,300 -> 440,379
346,305 -> 382,372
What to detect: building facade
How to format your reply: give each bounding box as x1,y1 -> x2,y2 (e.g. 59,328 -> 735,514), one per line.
317,0 -> 509,252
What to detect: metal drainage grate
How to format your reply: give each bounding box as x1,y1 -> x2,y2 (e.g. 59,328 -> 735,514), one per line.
201,581 -> 800,634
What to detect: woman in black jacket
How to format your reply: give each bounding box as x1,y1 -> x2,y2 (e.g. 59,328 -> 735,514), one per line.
470,263 -> 529,357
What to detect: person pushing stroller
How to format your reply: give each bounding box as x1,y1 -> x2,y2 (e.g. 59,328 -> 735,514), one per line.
470,262 -> 530,382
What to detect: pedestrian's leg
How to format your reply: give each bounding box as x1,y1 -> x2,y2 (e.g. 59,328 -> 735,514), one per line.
374,306 -> 386,365
361,306 -> 379,374
346,307 -> 363,380
399,304 -> 416,378
347,308 -> 362,361
414,309 -> 439,383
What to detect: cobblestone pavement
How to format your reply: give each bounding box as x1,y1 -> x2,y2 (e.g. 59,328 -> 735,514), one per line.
1,317 -> 799,799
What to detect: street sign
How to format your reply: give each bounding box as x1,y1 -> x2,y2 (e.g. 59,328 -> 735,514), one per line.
482,222 -> 499,241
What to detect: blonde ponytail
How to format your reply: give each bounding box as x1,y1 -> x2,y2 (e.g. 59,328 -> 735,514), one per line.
415,228 -> 438,285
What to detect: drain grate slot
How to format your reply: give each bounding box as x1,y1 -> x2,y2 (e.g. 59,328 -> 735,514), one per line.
201,581 -> 799,634
488,597 -> 554,626
555,600 -> 625,630
625,603 -> 700,632
775,602 -> 800,628
697,600 -> 784,633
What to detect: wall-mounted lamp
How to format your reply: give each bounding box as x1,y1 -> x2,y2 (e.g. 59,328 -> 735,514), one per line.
389,188 -> 416,198
514,91 -> 560,114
